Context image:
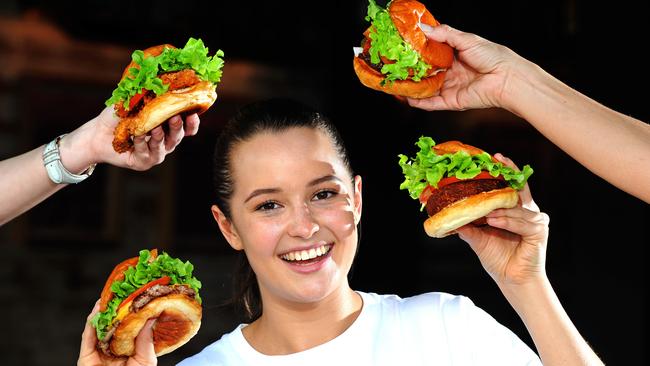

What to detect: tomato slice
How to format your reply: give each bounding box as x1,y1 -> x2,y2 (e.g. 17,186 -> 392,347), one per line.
98,249 -> 158,312
128,89 -> 145,110
99,256 -> 139,312
419,171 -> 504,204
117,276 -> 171,312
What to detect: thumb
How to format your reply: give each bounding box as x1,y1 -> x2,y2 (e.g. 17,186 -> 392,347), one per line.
419,23 -> 480,52
132,318 -> 157,366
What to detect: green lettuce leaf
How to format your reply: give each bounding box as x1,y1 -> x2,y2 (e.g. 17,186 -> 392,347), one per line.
398,136 -> 533,209
105,37 -> 225,110
91,249 -> 202,341
364,0 -> 431,83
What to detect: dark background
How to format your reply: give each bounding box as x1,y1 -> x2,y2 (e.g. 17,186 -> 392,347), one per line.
1,0 -> 648,364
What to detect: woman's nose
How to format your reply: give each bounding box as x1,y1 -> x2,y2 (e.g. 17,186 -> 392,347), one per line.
287,205 -> 319,238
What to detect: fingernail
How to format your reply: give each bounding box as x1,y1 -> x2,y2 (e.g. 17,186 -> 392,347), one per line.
418,23 -> 436,33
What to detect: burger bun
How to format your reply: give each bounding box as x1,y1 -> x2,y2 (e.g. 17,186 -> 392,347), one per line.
112,80 -> 217,153
109,293 -> 202,357
424,187 -> 519,238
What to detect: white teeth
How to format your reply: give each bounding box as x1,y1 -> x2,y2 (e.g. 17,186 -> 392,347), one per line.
281,244 -> 332,262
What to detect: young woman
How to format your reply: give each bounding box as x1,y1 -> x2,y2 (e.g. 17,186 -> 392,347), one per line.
78,99 -> 603,366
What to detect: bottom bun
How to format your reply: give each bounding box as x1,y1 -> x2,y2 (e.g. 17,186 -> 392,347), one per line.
110,293 -> 202,357
112,80 -> 217,153
424,187 -> 519,238
353,57 -> 447,99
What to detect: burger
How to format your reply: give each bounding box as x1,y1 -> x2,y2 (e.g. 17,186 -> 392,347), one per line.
106,38 -> 225,153
91,249 -> 202,358
353,0 -> 454,98
398,137 -> 533,238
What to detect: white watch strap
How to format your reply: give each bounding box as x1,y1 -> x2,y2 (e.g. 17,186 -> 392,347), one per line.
43,134 -> 96,184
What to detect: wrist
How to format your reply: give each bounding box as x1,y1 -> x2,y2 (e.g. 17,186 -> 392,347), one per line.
58,121 -> 100,174
500,57 -> 547,116
498,274 -> 553,314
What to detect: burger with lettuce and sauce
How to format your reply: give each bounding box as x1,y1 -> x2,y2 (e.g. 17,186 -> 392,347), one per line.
399,137 -> 534,238
91,249 -> 202,358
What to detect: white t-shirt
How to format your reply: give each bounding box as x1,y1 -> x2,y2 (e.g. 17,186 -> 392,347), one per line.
178,291 -> 541,366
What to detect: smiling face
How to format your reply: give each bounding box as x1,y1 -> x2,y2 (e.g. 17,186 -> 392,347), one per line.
212,127 -> 362,307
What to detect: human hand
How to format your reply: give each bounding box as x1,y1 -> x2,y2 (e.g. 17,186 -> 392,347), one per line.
61,107 -> 201,173
78,300 -> 157,366
456,154 -> 549,287
94,107 -> 201,170
407,24 -> 525,112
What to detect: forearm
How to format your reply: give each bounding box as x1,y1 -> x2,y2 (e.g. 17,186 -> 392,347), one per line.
502,61 -> 650,203
499,277 -> 603,366
0,147 -> 64,225
0,124 -> 97,225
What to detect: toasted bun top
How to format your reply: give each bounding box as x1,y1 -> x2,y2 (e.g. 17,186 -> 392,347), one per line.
389,0 -> 453,68
120,44 -> 176,81
433,141 -> 485,156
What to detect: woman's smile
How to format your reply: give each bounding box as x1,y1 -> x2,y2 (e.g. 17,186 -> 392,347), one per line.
279,243 -> 335,273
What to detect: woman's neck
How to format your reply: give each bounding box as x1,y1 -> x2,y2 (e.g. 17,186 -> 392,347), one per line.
242,285 -> 363,355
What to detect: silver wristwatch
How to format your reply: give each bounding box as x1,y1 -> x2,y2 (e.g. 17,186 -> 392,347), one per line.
43,134 -> 96,184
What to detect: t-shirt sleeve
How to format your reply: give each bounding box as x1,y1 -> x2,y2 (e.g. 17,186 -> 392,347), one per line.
442,294 -> 542,365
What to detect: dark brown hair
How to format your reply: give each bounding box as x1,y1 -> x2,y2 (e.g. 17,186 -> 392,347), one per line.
213,98 -> 353,322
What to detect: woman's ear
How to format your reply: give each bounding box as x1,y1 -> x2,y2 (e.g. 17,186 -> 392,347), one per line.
211,205 -> 244,251
353,175 -> 363,225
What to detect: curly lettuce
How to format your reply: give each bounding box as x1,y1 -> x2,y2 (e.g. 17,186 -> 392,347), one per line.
105,37 -> 225,110
91,249 -> 202,341
365,0 -> 431,83
398,136 -> 533,207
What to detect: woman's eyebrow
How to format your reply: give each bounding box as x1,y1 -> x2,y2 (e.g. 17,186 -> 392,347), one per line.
244,176 -> 342,203
308,175 -> 342,187
244,188 -> 280,204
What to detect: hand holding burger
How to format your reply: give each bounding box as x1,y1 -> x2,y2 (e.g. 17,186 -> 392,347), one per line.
107,38 -> 224,153
87,249 -> 202,359
398,137 -> 533,237
353,0 -> 453,98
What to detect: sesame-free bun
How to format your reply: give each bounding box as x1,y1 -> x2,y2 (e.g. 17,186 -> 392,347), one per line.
388,0 -> 453,68
109,293 -> 202,357
424,187 -> 519,238
353,0 -> 453,98
112,80 -> 216,152
111,44 -> 217,153
353,57 -> 448,99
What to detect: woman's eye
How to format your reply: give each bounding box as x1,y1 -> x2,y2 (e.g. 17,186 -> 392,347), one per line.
314,190 -> 337,201
256,201 -> 280,211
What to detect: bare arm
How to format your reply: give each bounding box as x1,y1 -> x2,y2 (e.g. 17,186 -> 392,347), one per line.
457,155 -> 603,365
410,24 -> 650,203
0,107 -> 200,226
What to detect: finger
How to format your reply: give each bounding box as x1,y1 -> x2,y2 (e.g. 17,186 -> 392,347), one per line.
147,126 -> 166,163
79,300 -> 101,359
406,96 -> 445,111
165,115 -> 185,151
487,206 -> 543,223
419,23 -> 481,51
98,106 -> 120,129
132,135 -> 149,157
486,212 -> 549,237
183,113 -> 200,136
133,318 -> 157,365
